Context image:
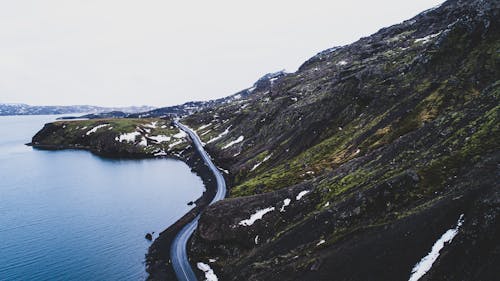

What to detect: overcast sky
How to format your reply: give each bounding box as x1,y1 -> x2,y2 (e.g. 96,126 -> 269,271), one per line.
0,0 -> 444,107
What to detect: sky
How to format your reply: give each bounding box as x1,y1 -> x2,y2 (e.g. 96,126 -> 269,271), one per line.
0,0 -> 445,107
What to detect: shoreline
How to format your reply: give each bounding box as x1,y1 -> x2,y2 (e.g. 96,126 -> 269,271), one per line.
27,140 -> 220,281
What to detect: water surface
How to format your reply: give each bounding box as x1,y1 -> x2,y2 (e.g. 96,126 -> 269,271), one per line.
0,115 -> 204,280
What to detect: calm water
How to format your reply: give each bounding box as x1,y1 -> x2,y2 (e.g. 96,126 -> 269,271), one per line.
0,115 -> 204,280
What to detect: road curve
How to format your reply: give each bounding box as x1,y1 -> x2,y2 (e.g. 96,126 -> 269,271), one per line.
170,121 -> 227,281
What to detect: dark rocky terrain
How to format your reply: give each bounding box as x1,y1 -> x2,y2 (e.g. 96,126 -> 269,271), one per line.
31,0 -> 499,280
178,0 -> 500,280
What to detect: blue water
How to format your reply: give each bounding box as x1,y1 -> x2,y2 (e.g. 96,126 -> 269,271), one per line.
0,115 -> 204,280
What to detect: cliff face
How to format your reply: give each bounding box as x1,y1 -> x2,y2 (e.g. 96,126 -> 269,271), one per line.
179,0 -> 499,280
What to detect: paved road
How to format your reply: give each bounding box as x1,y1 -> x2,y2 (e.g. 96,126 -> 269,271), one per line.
170,121 -> 227,281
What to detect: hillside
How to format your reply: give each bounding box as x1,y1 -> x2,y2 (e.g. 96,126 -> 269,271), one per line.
176,0 -> 499,280
30,0 -> 499,280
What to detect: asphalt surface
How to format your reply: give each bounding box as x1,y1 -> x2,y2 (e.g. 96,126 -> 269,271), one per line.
170,121 -> 227,281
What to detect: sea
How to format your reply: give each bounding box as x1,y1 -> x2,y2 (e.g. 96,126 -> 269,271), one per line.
0,115 -> 204,280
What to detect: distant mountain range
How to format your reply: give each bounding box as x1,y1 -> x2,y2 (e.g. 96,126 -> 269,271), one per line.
0,103 -> 156,116
57,70 -> 287,120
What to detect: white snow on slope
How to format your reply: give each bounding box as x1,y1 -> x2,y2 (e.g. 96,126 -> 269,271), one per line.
207,126 -> 231,144
197,262 -> 218,281
280,198 -> 291,212
145,121 -> 158,129
222,136 -> 244,149
138,137 -> 148,146
296,190 -> 310,200
408,214 -> 465,281
173,130 -> 187,139
239,207 -> 275,226
154,150 -> 168,156
115,131 -> 141,143
86,124 -> 109,135
168,139 -> 184,149
337,60 -> 348,66
149,135 -> 171,143
198,123 -> 212,131
251,153 -> 273,171
414,31 -> 442,44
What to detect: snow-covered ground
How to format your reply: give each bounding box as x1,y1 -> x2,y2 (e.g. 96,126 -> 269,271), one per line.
197,262 -> 218,281
250,153 -> 273,171
222,136 -> 244,149
414,31 -> 442,44
408,214 -> 465,281
280,198 -> 291,212
169,139 -> 184,149
207,126 -> 231,144
239,207 -> 275,226
173,130 -> 187,139
144,121 -> 158,129
86,124 -> 109,135
115,131 -> 141,143
337,60 -> 348,66
296,190 -> 310,200
197,123 -> 212,131
149,135 -> 171,143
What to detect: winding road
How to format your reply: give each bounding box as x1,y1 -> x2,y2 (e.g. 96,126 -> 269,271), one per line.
170,121 -> 227,281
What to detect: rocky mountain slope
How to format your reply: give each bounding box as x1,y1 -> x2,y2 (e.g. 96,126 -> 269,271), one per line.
30,0 -> 499,280
175,0 -> 499,280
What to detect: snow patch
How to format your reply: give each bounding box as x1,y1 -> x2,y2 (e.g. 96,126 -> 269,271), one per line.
168,139 -> 184,149
250,153 -> 273,171
197,262 -> 218,281
86,124 -> 110,135
207,126 -> 231,144
238,207 -> 275,226
280,198 -> 291,212
138,137 -> 148,146
337,60 -> 348,66
154,150 -> 168,156
116,131 -> 141,143
254,235 -> 259,245
222,135 -> 244,149
296,190 -> 310,200
173,130 -> 187,139
145,121 -> 158,129
149,135 -> 171,143
201,129 -> 212,136
408,214 -> 465,281
197,123 -> 212,131
414,31 -> 442,44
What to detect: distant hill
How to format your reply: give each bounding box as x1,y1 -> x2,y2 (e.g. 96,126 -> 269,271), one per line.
0,103 -> 155,116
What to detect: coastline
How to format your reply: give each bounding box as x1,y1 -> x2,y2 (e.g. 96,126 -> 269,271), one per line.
27,139 -> 220,281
